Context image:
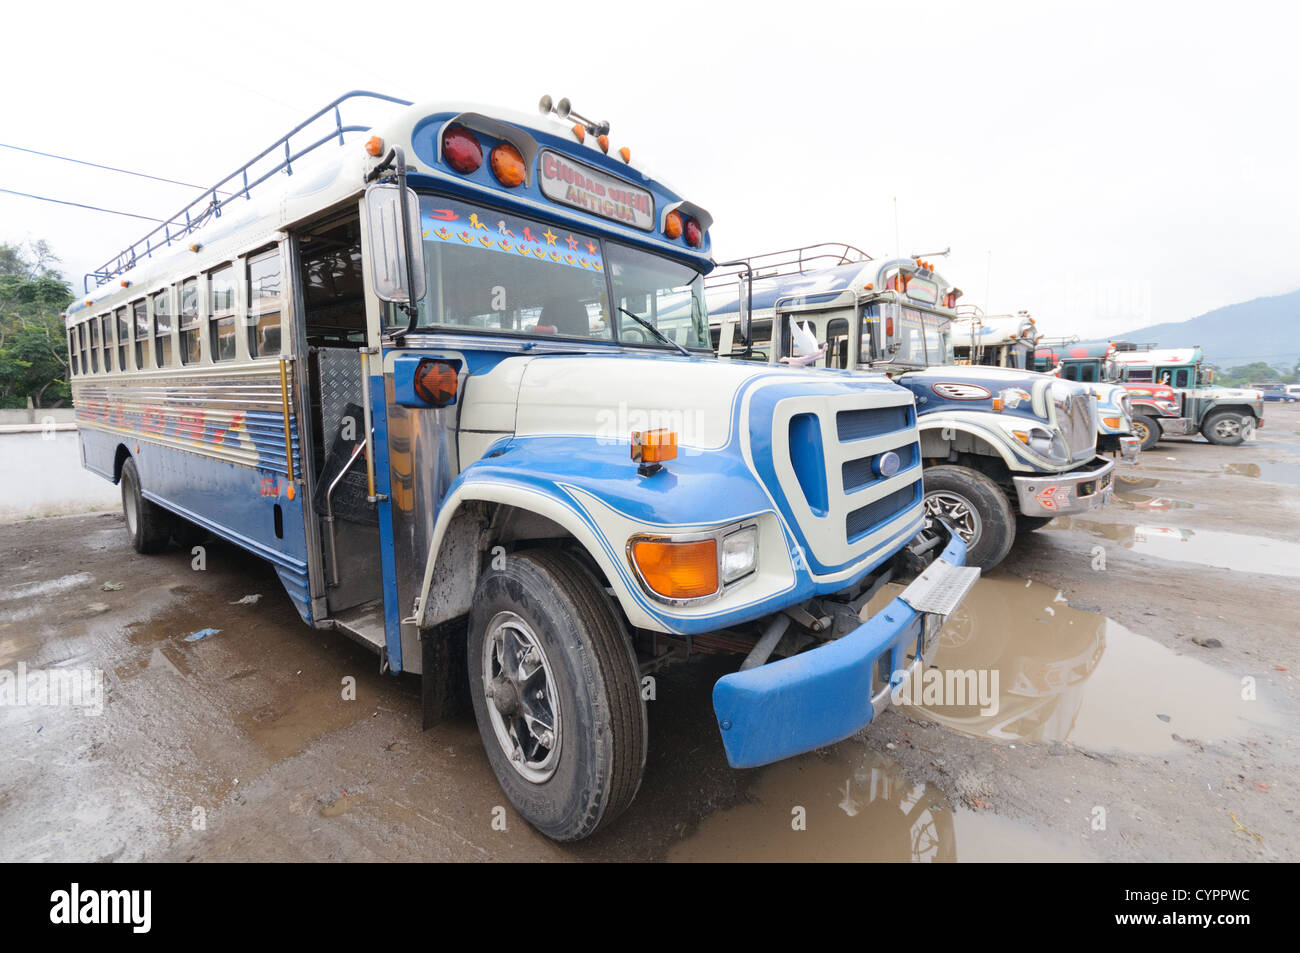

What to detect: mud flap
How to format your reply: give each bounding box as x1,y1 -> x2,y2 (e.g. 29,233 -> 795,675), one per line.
421,618 -> 469,729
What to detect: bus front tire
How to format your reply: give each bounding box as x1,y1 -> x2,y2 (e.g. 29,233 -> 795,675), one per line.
120,458 -> 171,554
1202,411 -> 1248,446
467,548 -> 647,842
1132,415 -> 1162,451
922,465 -> 1016,571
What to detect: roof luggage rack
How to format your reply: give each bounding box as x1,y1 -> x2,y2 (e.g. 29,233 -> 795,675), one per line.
85,90 -> 412,292
705,242 -> 870,289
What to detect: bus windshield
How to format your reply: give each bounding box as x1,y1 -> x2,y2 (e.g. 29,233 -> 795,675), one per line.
882,305 -> 953,366
410,193 -> 709,350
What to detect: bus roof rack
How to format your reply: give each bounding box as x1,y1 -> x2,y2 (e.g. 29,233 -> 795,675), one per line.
84,90 -> 413,292
1110,340 -> 1156,352
705,242 -> 871,289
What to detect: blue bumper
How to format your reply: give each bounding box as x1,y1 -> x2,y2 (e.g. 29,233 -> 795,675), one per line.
712,532 -> 973,769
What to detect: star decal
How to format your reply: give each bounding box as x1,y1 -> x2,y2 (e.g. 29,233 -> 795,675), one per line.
566,234 -> 579,250
543,228 -> 557,245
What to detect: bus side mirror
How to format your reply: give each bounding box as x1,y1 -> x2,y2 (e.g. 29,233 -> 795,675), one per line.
736,275 -> 752,345
364,182 -> 426,307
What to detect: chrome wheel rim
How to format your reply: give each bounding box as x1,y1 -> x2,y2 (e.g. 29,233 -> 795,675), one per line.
1213,416 -> 1241,439
923,490 -> 982,545
481,611 -> 561,783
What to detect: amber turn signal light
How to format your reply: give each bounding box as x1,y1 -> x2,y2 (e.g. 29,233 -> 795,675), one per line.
630,537 -> 719,600
413,359 -> 458,407
490,142 -> 526,188
631,428 -> 677,464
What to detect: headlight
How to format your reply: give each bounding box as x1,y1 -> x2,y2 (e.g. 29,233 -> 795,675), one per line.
721,526 -> 759,584
1003,421 -> 1070,462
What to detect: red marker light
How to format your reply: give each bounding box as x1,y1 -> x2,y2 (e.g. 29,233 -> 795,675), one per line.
442,125 -> 482,175
684,218 -> 702,248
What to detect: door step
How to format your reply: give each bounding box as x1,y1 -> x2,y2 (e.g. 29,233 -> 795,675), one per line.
326,600 -> 387,654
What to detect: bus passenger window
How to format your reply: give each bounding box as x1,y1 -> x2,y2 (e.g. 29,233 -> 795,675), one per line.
153,290 -> 173,367
132,300 -> 148,369
826,318 -> 848,369
179,279 -> 201,364
116,308 -> 129,370
100,314 -> 113,372
88,319 -> 100,373
210,264 -> 237,361
247,250 -> 281,358
68,330 -> 79,376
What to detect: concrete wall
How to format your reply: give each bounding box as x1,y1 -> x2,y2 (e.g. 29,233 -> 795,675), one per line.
0,408 -> 76,425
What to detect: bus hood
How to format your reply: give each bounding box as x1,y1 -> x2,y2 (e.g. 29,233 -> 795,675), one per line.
510,355 -> 902,448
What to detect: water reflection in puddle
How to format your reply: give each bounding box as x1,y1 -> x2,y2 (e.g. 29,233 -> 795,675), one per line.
1046,519 -> 1300,577
668,746 -> 1088,862
1222,461 -> 1300,487
875,578 -> 1273,754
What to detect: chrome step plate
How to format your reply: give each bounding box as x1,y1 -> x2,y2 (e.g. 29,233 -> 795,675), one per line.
898,559 -> 981,617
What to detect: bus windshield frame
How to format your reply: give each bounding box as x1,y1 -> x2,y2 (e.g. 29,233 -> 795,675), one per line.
403,191 -> 711,352
863,301 -> 954,368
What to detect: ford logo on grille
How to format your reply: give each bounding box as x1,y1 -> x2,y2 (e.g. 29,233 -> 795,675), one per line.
875,451 -> 901,478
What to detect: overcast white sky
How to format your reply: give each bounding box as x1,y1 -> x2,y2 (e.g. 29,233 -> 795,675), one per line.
2,0 -> 1296,339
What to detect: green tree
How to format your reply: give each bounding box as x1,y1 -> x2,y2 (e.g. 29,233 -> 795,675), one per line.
0,241 -> 74,408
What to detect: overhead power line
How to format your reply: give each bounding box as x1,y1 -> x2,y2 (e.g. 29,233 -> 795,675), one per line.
0,187 -> 164,223
0,141 -> 213,191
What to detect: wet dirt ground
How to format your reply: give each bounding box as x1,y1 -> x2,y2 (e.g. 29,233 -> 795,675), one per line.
1,408 -> 1297,862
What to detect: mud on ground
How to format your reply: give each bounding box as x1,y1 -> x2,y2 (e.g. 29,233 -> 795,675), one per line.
0,407 -> 1296,861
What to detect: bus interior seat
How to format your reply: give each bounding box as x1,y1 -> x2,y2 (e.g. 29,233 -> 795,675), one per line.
539,299 -> 591,337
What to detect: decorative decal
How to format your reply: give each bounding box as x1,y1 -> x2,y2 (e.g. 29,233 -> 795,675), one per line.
931,381 -> 992,401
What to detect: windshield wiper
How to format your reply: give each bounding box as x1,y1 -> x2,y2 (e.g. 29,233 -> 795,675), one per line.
617,307 -> 691,357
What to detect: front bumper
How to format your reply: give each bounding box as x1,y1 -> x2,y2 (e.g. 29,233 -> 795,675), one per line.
711,528 -> 979,769
1012,454 -> 1116,517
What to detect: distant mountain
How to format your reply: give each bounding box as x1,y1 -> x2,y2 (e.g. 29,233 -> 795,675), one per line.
1076,289 -> 1300,371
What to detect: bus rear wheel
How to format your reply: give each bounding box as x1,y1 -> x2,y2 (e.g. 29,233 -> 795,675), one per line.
467,548 -> 647,842
120,458 -> 171,554
921,465 -> 1016,571
1132,415 -> 1162,451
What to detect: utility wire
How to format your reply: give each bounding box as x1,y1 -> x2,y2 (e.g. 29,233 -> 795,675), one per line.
0,187 -> 164,222
0,141 -> 214,191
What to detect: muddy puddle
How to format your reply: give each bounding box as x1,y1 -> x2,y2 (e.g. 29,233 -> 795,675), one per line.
871,578 -> 1273,755
668,745 -> 1088,861
1220,461 -> 1300,487
1046,518 -> 1300,578
1112,476 -> 1194,511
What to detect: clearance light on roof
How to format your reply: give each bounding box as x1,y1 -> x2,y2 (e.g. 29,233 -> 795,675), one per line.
365,136 -> 384,156
442,124 -> 483,175
664,210 -> 683,240
597,134 -> 610,154
684,218 -> 702,248
618,146 -> 631,163
571,124 -> 585,143
490,143 -> 526,188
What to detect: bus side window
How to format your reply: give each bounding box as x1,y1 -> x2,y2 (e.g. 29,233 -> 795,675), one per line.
86,318 -> 99,373
825,317 -> 848,369
115,308 -> 129,370
1127,368 -> 1152,382
179,279 -> 201,364
1174,368 -> 1191,388
132,300 -> 148,369
247,249 -> 282,358
68,330 -> 79,376
210,264 -> 237,362
153,289 -> 173,368
100,314 -> 113,372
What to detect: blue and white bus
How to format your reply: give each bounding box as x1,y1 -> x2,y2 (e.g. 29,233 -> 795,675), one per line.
65,93 -> 975,840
